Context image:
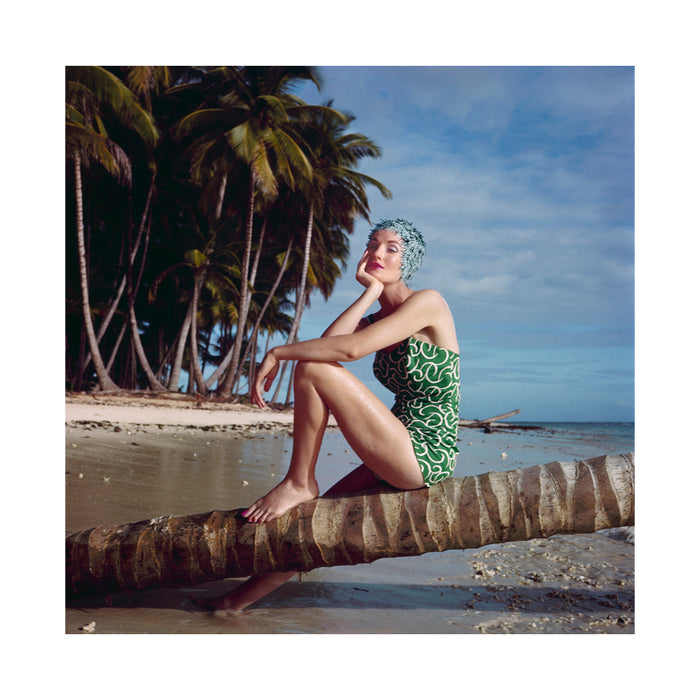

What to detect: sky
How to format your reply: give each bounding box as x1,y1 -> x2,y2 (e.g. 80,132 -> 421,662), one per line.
291,67 -> 635,423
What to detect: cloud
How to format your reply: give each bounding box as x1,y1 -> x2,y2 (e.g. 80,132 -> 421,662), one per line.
296,66 -> 634,420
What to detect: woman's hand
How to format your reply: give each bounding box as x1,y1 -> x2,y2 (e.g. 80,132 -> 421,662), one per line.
251,349 -> 280,409
355,250 -> 383,295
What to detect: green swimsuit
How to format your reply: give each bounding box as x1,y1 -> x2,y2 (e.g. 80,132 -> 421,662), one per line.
369,315 -> 461,486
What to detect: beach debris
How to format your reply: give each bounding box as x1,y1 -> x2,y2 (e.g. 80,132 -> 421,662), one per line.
241,480 -> 249,486
459,409 -> 520,429
501,452 -> 507,459
80,621 -> 96,633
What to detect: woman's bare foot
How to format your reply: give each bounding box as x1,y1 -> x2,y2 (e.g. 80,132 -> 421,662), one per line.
242,478 -> 319,523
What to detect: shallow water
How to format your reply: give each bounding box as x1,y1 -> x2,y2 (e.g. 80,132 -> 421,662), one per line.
455,421 -> 634,477
65,422 -> 634,634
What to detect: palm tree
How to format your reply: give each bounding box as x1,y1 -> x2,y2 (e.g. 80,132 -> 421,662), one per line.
173,67 -> 325,397
226,236 -> 294,396
66,66 -> 159,391
121,67 -> 172,391
66,453 -> 634,597
272,108 -> 391,400
149,218 -> 238,392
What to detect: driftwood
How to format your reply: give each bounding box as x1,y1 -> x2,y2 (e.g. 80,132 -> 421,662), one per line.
66,453 -> 634,598
459,408 -> 521,429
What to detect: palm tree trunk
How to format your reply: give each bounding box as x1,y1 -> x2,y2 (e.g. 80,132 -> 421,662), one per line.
189,270 -> 208,393
105,320 -> 128,374
284,360 -> 296,405
167,300 -> 193,391
219,173 -> 256,397
66,453 -> 634,598
128,305 -> 167,391
270,207 -> 314,404
223,237 -> 292,396
288,205 -> 314,344
73,151 -> 119,392
214,171 -> 227,222
270,337 -> 294,404
126,187 -> 165,391
80,172 -> 157,378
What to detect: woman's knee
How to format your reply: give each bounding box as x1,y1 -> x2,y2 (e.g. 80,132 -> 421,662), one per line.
294,360 -> 341,384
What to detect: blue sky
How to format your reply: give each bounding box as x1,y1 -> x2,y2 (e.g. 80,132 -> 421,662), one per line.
292,67 -> 634,423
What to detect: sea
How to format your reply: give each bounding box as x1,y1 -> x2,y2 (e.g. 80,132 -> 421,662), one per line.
452,421 -> 634,478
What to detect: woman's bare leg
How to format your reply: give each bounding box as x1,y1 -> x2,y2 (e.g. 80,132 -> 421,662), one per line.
194,465 -> 383,612
195,361 -> 424,612
243,360 -> 423,524
241,360 -> 330,522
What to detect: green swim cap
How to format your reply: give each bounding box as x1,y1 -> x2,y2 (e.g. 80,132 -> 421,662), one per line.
368,218 -> 425,282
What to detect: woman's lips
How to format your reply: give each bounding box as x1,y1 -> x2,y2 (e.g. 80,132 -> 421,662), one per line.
368,263 -> 383,270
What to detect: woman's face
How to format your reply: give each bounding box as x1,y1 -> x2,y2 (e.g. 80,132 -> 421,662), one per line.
366,229 -> 404,283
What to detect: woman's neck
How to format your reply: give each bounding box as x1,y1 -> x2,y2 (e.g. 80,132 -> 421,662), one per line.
378,282 -> 414,314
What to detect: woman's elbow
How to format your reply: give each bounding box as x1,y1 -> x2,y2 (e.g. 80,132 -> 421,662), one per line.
341,338 -> 364,362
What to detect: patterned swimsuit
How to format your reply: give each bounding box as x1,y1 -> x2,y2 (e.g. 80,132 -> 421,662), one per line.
369,315 -> 461,486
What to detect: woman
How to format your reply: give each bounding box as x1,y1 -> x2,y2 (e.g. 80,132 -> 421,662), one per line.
196,218 -> 460,612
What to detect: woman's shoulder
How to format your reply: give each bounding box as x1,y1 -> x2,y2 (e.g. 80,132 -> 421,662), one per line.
404,288 -> 448,309
406,290 -> 458,352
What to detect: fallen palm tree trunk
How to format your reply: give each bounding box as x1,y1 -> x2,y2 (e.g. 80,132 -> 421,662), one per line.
459,408 -> 521,427
66,453 -> 634,598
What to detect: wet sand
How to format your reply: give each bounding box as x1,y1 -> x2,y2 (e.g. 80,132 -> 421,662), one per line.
65,393 -> 634,634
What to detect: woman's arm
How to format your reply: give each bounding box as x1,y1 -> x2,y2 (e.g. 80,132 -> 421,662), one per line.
252,290 -> 448,407
322,251 -> 382,337
292,291 -> 447,362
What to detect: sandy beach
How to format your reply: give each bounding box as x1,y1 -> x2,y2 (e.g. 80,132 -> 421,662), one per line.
65,392 -> 634,634
65,391 -> 325,428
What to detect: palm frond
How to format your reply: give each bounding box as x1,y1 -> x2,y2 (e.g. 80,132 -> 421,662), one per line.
66,123 -> 132,184
66,66 -> 159,147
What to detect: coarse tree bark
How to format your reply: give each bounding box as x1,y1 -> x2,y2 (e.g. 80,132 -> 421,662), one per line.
218,173 -> 257,397
65,453 -> 634,598
188,268 -> 208,394
73,151 -> 120,392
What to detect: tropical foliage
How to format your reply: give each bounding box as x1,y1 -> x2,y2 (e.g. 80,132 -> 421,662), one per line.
65,66 -> 391,400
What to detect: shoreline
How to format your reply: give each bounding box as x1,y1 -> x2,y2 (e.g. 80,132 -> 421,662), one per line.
65,391 -> 336,430
64,392 -> 549,433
